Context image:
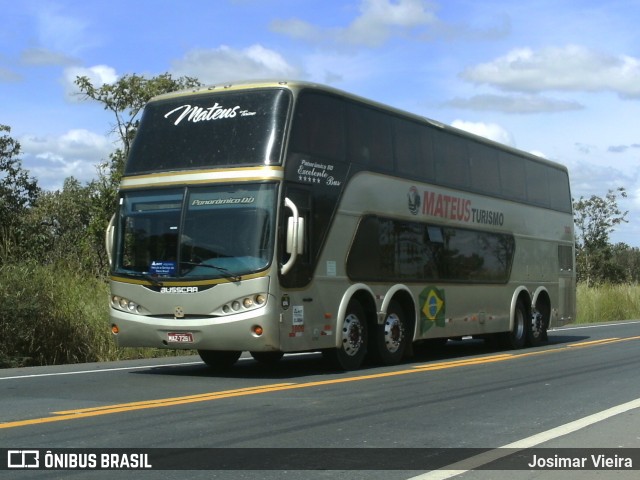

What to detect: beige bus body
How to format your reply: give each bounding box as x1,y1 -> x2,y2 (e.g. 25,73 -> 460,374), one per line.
108,80 -> 575,369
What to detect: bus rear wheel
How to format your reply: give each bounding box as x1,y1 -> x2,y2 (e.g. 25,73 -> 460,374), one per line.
198,350 -> 242,370
499,299 -> 528,349
323,299 -> 368,370
368,300 -> 407,365
528,305 -> 549,347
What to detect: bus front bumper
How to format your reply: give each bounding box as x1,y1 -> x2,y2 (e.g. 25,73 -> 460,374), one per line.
109,307 -> 281,352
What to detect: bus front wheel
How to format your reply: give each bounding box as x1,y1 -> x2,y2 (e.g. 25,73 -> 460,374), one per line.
323,300 -> 368,370
250,351 -> 284,364
198,350 -> 241,370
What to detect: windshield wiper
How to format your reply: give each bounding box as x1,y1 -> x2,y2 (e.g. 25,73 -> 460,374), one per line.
142,274 -> 165,287
180,261 -> 241,282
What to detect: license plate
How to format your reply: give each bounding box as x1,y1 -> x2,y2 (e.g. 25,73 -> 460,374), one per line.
167,332 -> 194,343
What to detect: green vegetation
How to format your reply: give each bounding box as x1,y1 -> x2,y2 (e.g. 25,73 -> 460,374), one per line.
0,261 -> 188,368
0,72 -> 638,366
0,261 -> 111,367
576,283 -> 640,324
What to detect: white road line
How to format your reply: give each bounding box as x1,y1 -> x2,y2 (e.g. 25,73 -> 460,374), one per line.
0,361 -> 204,380
407,397 -> 640,480
0,352 -> 320,381
551,320 -> 640,331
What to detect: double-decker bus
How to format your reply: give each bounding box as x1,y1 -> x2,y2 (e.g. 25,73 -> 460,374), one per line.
106,80 -> 575,370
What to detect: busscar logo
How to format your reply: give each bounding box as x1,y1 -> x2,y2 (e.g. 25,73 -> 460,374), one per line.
8,450 -> 40,468
159,286 -> 199,294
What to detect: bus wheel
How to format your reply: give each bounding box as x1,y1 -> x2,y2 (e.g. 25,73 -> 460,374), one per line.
250,351 -> 284,364
500,299 -> 527,349
198,350 -> 241,370
369,300 -> 407,365
323,300 -> 368,370
528,307 -> 548,347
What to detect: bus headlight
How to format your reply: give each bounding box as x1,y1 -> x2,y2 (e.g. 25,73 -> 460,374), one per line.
111,295 -> 145,315
217,293 -> 268,316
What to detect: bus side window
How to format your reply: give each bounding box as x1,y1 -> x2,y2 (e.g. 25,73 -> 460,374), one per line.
290,92 -> 345,162
434,132 -> 470,189
347,104 -> 393,171
394,118 -> 435,181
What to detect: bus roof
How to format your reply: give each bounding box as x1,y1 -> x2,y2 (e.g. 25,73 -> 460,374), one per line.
150,79 -> 568,173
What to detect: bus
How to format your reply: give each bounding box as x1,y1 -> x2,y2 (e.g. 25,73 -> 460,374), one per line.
106,80 -> 576,370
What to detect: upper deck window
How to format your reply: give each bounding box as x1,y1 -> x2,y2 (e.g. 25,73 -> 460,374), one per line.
126,88 -> 291,175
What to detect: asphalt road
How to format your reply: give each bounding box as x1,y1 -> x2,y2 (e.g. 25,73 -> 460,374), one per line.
2,320 -> 640,480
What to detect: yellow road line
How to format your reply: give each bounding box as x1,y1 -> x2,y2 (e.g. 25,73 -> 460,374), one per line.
567,338 -> 620,347
2,336 -> 638,430
53,384 -> 296,415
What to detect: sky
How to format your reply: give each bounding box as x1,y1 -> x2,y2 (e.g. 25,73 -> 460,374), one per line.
1,0 -> 639,245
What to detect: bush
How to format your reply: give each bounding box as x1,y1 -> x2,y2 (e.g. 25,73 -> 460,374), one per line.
0,261 -> 193,368
0,261 -> 114,367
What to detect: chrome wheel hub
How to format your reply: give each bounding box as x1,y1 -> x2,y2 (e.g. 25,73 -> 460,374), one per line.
341,313 -> 364,357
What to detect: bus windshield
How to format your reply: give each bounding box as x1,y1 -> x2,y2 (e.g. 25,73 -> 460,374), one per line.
125,88 -> 291,175
114,183 -> 277,280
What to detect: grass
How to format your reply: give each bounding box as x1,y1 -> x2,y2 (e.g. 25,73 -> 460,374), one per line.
0,261 -> 188,368
576,283 -> 640,324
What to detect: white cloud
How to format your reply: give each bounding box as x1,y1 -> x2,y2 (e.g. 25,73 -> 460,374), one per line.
0,67 -> 22,83
450,120 -> 515,147
272,0 -> 438,47
61,65 -> 118,101
342,0 -> 437,46
444,93 -> 583,114
21,47 -> 77,66
20,129 -> 112,190
461,45 -> 640,99
171,45 -> 301,84
33,3 -> 98,56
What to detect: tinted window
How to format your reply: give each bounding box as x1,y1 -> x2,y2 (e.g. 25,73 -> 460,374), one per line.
348,104 -> 393,170
526,160 -> 550,208
469,143 -> 500,193
434,132 -> 470,188
126,89 -> 290,175
548,169 -> 572,213
347,216 -> 515,283
499,153 -> 526,201
290,92 -> 346,162
394,118 -> 435,180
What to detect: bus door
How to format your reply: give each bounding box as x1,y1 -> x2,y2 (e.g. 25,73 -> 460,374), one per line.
279,186 -> 314,350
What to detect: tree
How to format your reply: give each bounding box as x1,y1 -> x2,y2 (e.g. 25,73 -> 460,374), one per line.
29,177 -> 102,272
0,125 -> 40,260
610,243 -> 640,284
573,187 -> 628,285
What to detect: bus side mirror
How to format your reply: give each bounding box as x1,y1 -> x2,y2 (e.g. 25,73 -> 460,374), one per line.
282,198 -> 304,275
105,214 -> 115,268
286,216 -> 305,255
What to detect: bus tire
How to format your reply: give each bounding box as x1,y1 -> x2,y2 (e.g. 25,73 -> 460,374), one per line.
250,351 -> 284,364
528,306 -> 548,347
198,350 -> 241,370
368,300 -> 407,365
500,299 -> 527,349
323,299 -> 368,370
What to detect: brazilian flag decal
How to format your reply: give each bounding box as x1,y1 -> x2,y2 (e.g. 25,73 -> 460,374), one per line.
419,286 -> 446,334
